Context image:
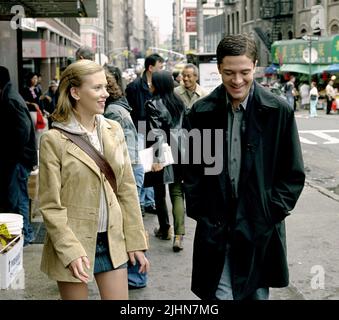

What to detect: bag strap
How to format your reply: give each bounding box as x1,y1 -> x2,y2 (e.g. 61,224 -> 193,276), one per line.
54,128 -> 117,194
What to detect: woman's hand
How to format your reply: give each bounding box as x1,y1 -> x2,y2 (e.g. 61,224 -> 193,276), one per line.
151,163 -> 164,172
68,256 -> 90,283
128,251 -> 150,273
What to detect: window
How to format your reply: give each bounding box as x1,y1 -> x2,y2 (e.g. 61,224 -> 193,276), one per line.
330,24 -> 339,34
303,0 -> 309,8
189,35 -> 197,50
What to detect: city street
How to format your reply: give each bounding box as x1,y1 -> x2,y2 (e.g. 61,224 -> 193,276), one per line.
296,109 -> 339,194
1,110 -> 339,301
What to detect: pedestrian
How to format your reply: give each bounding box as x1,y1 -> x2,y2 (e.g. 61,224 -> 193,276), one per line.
75,45 -> 95,61
284,75 -> 296,110
145,70 -> 186,251
21,72 -> 47,145
183,34 -> 305,300
299,81 -> 310,110
0,66 -> 37,246
325,79 -> 336,114
21,72 -> 43,111
38,59 -> 149,300
309,81 -> 319,118
41,80 -> 59,128
125,53 -> 165,215
174,63 -> 207,109
103,64 -> 149,289
172,70 -> 182,87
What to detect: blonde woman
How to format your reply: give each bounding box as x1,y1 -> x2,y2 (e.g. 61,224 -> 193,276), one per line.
38,59 -> 149,300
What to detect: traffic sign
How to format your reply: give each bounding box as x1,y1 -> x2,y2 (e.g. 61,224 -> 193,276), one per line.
302,35 -> 319,42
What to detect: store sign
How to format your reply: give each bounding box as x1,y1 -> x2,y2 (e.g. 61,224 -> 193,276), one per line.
303,48 -> 318,63
185,8 -> 197,33
272,35 -> 339,65
199,63 -> 221,93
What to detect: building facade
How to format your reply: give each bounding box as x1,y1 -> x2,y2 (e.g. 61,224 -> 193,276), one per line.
22,18 -> 81,90
173,0 -> 338,67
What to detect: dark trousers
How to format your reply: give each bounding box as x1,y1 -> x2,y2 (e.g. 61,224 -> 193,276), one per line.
4,163 -> 34,245
326,97 -> 333,114
153,184 -> 170,232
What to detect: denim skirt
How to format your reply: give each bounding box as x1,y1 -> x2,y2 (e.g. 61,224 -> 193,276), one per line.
94,232 -> 127,274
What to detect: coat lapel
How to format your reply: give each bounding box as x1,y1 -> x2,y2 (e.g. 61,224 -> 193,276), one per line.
240,82 -> 277,186
101,119 -> 119,168
66,143 -> 102,179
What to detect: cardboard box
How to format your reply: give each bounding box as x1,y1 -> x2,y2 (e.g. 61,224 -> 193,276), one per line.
0,235 -> 23,289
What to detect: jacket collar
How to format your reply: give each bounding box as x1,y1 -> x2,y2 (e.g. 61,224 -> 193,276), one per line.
176,83 -> 205,97
59,115 -> 114,181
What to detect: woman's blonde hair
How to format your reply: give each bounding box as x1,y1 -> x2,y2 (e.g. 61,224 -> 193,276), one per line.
51,59 -> 103,123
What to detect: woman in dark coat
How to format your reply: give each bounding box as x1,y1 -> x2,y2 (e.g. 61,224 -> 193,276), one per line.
21,72 -> 43,112
145,70 -> 186,252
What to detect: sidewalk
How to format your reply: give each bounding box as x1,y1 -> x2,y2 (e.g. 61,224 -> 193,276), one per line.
1,183 -> 339,300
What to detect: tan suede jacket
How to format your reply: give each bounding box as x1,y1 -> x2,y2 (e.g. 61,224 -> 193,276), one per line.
39,117 -> 148,282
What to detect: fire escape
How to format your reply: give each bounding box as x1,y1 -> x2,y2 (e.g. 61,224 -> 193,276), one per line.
255,0 -> 293,51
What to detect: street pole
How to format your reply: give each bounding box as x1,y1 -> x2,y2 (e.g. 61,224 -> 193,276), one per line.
308,38 -> 312,86
197,0 -> 204,53
302,35 -> 319,86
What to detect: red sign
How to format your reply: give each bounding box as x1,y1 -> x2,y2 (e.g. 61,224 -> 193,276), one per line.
92,34 -> 97,51
185,8 -> 197,33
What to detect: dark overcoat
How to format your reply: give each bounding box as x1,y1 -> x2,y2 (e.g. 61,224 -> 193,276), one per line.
183,82 -> 305,300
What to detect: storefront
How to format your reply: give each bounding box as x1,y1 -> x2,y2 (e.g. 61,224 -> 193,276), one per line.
0,0 -> 97,89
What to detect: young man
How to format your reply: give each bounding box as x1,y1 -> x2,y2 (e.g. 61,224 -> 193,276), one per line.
183,34 -> 305,300
125,53 -> 164,215
0,66 -> 38,246
174,63 -> 207,109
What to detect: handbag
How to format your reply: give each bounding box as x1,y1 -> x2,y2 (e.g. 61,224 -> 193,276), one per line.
331,100 -> 337,111
29,103 -> 46,130
310,94 -> 317,101
54,128 -> 117,193
138,143 -> 174,173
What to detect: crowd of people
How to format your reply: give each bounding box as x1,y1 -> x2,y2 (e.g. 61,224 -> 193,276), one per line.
263,74 -> 338,116
7,33 -> 339,300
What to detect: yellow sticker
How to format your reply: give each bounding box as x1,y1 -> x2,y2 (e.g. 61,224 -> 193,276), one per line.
0,223 -> 12,247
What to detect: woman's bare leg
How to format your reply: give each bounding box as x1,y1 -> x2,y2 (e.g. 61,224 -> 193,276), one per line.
57,281 -> 88,300
95,268 -> 128,300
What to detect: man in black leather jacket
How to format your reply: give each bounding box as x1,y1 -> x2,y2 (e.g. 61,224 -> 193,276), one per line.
0,66 -> 37,246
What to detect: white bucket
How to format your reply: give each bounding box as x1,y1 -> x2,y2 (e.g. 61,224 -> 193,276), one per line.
0,213 -> 23,235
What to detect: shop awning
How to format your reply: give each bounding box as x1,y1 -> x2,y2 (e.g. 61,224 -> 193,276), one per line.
279,64 -> 329,75
327,64 -> 339,72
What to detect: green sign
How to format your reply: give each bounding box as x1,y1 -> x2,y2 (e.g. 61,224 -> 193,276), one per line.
271,35 -> 339,65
